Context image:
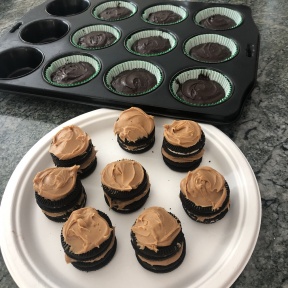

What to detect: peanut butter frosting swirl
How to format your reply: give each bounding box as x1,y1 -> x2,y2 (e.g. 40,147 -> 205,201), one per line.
49,125 -> 90,160
113,107 -> 154,142
131,207 -> 181,252
163,120 -> 202,147
33,165 -> 79,200
101,159 -> 144,191
180,166 -> 227,210
62,207 -> 113,254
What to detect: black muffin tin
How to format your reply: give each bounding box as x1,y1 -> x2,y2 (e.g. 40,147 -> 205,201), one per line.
0,0 -> 260,124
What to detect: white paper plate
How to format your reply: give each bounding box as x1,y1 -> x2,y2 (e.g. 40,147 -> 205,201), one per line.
0,108 -> 261,288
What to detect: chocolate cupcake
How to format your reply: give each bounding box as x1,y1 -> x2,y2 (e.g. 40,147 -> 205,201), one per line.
44,54 -> 101,87
105,60 -> 163,96
33,165 -> 87,222
180,166 -> 230,224
61,207 -> 117,271
195,7 -> 243,30
131,206 -> 186,273
101,159 -> 151,213
161,120 -> 205,172
49,125 -> 97,178
114,107 -> 155,153
170,68 -> 232,106
125,29 -> 177,56
184,34 -> 238,63
71,25 -> 120,50
93,1 -> 137,21
142,5 -> 187,25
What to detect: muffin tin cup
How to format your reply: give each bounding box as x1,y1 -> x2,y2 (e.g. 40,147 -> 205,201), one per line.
46,0 -> 90,17
142,4 -> 188,25
170,68 -> 233,107
105,60 -> 163,96
44,54 -> 101,87
195,7 -> 243,30
183,34 -> 238,63
93,1 -> 137,21
71,24 -> 121,50
125,29 -> 177,57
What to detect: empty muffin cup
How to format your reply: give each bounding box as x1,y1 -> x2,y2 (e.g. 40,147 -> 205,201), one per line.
93,1 -> 137,21
184,34 -> 238,63
20,19 -> 69,44
44,54 -> 101,87
170,68 -> 232,106
105,60 -> 163,96
46,0 -> 90,17
0,47 -> 44,79
194,7 -> 242,30
71,25 -> 121,50
125,29 -> 177,56
142,4 -> 187,25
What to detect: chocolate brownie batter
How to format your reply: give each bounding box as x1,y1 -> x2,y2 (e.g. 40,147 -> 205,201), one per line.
148,10 -> 182,24
132,36 -> 171,54
190,42 -> 231,62
111,68 -> 157,94
199,14 -> 236,30
176,74 -> 225,104
51,62 -> 95,84
77,31 -> 116,48
99,6 -> 132,20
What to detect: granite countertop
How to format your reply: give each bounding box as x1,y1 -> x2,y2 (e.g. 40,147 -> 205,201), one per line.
0,0 -> 287,287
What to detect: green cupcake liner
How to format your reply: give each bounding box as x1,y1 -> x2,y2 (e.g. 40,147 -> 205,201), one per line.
105,60 -> 163,96
93,1 -> 137,21
183,34 -> 239,63
71,24 -> 121,50
44,54 -> 101,87
170,68 -> 233,107
195,7 -> 243,30
142,4 -> 188,26
125,29 -> 177,57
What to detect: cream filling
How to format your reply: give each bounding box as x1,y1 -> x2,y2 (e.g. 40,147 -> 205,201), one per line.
162,147 -> 204,163
138,242 -> 184,266
104,183 -> 150,210
65,229 -> 116,264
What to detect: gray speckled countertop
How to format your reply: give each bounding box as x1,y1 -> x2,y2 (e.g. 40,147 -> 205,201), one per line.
0,0 -> 287,287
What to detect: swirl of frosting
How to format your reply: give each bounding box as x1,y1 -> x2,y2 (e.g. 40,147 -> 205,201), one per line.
190,42 -> 231,62
111,68 -> 157,94
180,166 -> 227,209
49,125 -> 90,160
199,14 -> 236,30
63,207 -> 113,254
99,7 -> 132,20
132,36 -> 171,54
163,120 -> 202,147
176,74 -> 225,104
131,206 -> 181,252
148,10 -> 182,24
33,165 -> 79,200
50,62 -> 95,84
114,107 -> 154,142
101,159 -> 144,191
77,31 -> 116,48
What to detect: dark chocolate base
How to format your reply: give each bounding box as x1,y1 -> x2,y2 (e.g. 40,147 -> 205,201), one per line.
162,155 -> 202,172
79,156 -> 97,179
71,238 -> 117,272
117,132 -> 155,154
135,239 -> 186,273
43,189 -> 87,222
104,188 -> 150,214
183,205 -> 229,224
